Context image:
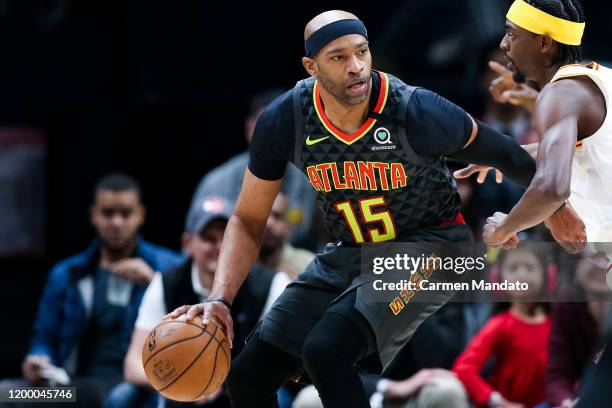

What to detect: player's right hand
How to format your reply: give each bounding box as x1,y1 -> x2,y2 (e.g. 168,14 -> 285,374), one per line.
165,302 -> 234,349
454,165 -> 503,184
544,203 -> 587,254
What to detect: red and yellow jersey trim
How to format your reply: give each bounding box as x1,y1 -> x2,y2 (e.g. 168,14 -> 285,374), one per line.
551,61 -> 603,148
551,61 -> 600,83
313,71 -> 389,145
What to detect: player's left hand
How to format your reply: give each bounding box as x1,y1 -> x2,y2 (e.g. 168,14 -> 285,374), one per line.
483,212 -> 519,250
544,203 -> 587,254
454,164 -> 503,184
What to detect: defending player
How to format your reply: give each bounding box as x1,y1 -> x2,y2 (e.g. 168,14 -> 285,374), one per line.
458,0 -> 610,250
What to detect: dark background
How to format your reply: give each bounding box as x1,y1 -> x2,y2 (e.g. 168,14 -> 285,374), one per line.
0,0 -> 610,376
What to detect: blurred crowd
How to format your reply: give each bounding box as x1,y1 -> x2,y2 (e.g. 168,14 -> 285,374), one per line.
0,46 -> 610,408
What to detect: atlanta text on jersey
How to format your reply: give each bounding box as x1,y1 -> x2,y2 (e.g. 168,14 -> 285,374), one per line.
306,161 -> 407,192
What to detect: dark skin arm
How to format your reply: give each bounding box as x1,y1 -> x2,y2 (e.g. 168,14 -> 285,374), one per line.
484,77 -> 605,247
165,170 -> 282,348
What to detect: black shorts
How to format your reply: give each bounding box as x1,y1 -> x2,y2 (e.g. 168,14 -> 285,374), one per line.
246,224 -> 473,374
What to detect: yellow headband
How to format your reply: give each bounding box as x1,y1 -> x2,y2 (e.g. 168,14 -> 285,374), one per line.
506,0 -> 585,46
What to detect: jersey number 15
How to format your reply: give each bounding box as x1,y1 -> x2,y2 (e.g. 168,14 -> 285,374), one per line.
335,196 -> 397,243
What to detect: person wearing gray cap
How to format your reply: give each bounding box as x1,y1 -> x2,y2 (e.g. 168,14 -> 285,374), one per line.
105,196 -> 277,408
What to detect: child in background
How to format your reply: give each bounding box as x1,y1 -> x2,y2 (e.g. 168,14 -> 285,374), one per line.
453,245 -> 552,408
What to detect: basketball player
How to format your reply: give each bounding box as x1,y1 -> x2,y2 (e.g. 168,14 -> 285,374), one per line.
470,3 -> 612,406
464,0 -> 612,250
167,10 -> 580,408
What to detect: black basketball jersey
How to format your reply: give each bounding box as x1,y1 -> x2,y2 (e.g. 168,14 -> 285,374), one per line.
290,72 -> 461,244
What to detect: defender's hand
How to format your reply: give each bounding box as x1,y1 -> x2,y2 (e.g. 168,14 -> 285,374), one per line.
165,302 -> 234,349
545,203 -> 587,254
483,212 -> 519,250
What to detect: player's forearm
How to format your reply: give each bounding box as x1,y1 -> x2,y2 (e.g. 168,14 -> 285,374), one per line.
209,214 -> 266,303
499,116 -> 575,237
451,120 -> 536,188
497,176 -> 568,237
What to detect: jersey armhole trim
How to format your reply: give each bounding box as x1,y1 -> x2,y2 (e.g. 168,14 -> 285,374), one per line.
293,80 -> 306,170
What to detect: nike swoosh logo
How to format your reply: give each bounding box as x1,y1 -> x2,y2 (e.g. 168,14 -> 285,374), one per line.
306,135 -> 329,146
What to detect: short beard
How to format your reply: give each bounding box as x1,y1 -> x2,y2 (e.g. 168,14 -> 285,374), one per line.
513,71 -> 526,84
259,244 -> 275,258
317,72 -> 371,106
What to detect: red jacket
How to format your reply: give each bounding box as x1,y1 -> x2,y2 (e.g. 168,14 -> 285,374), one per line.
453,310 -> 551,408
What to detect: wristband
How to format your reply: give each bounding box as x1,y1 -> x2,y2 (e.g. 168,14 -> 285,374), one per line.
205,297 -> 232,311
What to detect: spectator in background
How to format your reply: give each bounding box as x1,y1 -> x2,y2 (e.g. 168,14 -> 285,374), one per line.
575,303 -> 612,408
546,254 -> 609,408
107,196 -> 283,408
0,173 -> 182,408
453,245 -> 552,408
259,193 -> 315,282
191,90 -> 324,252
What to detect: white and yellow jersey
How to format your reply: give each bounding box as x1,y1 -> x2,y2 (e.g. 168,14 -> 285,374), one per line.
550,62 -> 612,242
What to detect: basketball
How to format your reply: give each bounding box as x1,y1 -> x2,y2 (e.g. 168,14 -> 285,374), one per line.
142,315 -> 231,402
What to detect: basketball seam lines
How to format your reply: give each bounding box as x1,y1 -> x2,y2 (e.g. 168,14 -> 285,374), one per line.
151,320 -> 206,330
157,323 -> 219,393
198,329 -> 229,397
193,340 -> 220,399
143,326 -> 205,367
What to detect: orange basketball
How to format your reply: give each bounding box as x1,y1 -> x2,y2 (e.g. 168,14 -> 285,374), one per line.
142,316 -> 231,402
